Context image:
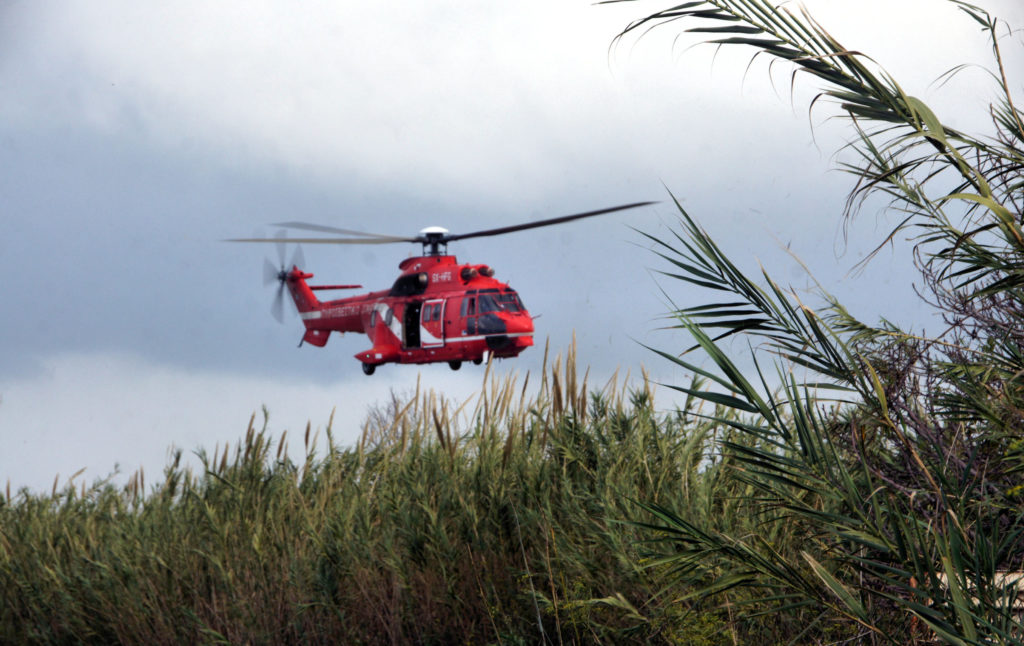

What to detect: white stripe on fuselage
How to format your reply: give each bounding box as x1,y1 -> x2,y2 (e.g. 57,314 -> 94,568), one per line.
446,332 -> 532,344
373,303 -> 402,339
304,302 -> 530,345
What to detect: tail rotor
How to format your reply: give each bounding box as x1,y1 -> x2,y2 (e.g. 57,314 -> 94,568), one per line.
263,232 -> 306,324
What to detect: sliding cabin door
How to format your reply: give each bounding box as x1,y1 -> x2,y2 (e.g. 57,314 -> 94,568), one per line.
420,299 -> 445,348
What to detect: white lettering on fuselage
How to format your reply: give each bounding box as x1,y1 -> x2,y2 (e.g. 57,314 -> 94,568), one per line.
431,271 -> 452,283
320,303 -> 373,319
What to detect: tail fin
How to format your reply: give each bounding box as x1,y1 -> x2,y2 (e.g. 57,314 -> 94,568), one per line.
285,268 -> 332,347
285,268 -> 321,315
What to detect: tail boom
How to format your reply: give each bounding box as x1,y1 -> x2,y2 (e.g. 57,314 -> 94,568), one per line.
285,269 -> 370,346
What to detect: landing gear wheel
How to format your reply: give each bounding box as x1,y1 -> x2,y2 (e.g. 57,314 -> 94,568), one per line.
362,363 -> 376,376
472,357 -> 483,365
448,360 -> 462,371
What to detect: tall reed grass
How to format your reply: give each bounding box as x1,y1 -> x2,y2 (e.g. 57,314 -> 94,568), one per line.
0,344 -> 775,644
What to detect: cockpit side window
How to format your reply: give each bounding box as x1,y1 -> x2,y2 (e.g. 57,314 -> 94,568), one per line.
478,294 -> 498,313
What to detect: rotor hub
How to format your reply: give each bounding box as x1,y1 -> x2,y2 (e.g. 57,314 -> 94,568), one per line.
419,226 -> 450,256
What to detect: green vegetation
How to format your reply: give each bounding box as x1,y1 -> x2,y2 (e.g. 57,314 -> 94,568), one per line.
1,348 -> 761,644
613,0 -> 1024,643
3,1 -> 1023,643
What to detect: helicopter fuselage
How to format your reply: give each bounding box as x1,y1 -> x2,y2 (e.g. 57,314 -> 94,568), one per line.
283,254 -> 534,374
230,202 -> 656,374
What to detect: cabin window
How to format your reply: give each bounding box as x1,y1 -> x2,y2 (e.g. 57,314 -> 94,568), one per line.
385,309 -> 393,326
370,310 -> 378,327
431,303 -> 442,321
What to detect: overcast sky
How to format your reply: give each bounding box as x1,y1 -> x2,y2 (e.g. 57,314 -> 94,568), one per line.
2,0 -> 1021,492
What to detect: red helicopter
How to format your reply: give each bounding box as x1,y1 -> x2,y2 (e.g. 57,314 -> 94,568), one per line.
230,202 -> 653,375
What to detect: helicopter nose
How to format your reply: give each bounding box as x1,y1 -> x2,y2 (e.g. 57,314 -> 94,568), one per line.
505,313 -> 534,334
504,313 -> 534,351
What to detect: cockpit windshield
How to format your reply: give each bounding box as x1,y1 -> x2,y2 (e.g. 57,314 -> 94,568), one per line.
476,289 -> 524,313
498,291 -> 524,312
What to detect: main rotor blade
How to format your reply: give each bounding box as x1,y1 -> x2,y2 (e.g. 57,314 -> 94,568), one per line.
226,236 -> 413,245
444,201 -> 657,243
272,221 -> 405,240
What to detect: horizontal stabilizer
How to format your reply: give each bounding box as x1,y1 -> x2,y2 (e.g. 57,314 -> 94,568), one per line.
310,284 -> 362,291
